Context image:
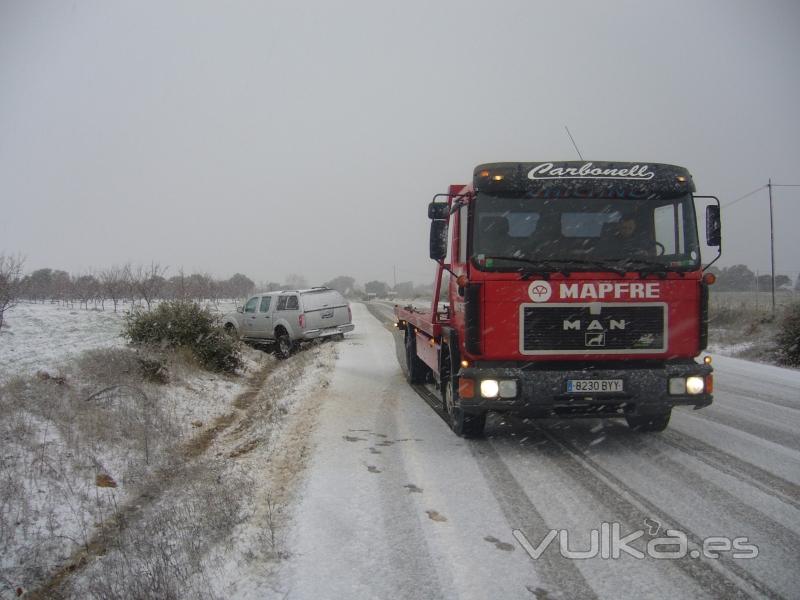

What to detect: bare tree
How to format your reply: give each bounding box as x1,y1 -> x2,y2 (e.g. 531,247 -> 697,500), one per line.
133,262 -> 168,310
100,266 -> 126,312
0,253 -> 25,330
73,273 -> 100,310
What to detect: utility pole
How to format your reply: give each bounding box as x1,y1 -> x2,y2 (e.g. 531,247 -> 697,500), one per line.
393,265 -> 397,289
768,179 -> 776,316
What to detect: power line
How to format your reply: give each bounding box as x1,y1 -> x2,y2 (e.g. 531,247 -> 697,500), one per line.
721,184 -> 767,208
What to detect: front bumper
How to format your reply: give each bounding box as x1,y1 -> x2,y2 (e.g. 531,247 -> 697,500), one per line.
303,323 -> 355,340
457,361 -> 712,417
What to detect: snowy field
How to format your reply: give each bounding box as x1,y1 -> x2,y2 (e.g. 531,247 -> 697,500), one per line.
0,301 -> 241,384
3,301 -> 799,599
0,302 -> 127,382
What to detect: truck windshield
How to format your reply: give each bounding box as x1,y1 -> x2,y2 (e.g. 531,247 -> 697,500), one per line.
471,193 -> 701,272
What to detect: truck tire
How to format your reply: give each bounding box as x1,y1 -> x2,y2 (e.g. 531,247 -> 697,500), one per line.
442,355 -> 486,438
275,330 -> 294,360
224,323 -> 239,339
626,410 -> 671,432
405,329 -> 429,384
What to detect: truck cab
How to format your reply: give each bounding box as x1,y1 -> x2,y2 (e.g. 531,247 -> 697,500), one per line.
396,161 -> 722,437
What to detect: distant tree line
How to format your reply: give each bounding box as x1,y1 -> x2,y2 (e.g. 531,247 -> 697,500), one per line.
707,265 -> 798,292
17,262 -> 257,312
0,254 -> 434,331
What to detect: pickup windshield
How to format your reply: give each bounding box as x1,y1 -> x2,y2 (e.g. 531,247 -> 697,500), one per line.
470,193 -> 701,272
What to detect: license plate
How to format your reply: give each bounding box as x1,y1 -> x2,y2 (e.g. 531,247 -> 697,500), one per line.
566,379 -> 624,393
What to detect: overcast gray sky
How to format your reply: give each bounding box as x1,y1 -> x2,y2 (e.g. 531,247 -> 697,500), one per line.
2,0 -> 799,286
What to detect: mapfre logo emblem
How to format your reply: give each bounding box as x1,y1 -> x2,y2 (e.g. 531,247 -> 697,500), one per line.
528,280 -> 552,303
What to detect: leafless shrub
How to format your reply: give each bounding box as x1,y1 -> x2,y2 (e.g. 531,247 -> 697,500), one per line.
65,461 -> 253,600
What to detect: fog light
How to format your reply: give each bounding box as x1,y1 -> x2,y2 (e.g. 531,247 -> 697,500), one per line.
480,379 -> 500,398
669,378 -> 686,395
686,376 -> 705,395
499,380 -> 518,398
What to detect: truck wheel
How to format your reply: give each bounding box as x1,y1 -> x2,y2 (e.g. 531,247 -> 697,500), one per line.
405,330 -> 428,384
626,410 -> 671,432
443,365 -> 486,438
224,323 -> 239,339
275,331 -> 294,360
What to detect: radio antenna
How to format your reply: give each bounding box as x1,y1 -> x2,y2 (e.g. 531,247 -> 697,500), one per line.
564,125 -> 584,160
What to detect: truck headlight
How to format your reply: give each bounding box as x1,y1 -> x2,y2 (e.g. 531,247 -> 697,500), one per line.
668,378 -> 686,395
498,380 -> 518,398
686,376 -> 705,395
669,376 -> 705,395
480,379 -> 500,398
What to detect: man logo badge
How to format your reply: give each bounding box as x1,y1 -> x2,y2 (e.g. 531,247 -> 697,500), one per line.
585,332 -> 606,347
528,280 -> 552,303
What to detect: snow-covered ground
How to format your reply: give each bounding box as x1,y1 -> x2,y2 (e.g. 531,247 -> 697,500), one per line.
3,301 -> 799,598
0,300 -> 241,383
0,302 -> 127,382
270,302 -> 800,599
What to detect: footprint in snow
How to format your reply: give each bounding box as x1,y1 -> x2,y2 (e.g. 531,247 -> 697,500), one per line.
368,447 -> 381,454
426,510 -> 447,522
484,536 -> 515,551
367,465 -> 382,474
526,586 -> 553,599
343,435 -> 366,442
404,484 -> 423,494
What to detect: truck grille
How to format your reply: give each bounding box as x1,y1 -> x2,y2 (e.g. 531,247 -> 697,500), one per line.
521,303 -> 667,354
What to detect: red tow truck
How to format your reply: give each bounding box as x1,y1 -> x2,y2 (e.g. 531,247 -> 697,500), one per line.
395,161 -> 722,437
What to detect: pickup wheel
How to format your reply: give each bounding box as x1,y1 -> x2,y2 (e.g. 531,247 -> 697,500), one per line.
405,329 -> 429,384
224,323 -> 239,339
626,410 -> 671,432
275,330 -> 294,360
442,356 -> 486,438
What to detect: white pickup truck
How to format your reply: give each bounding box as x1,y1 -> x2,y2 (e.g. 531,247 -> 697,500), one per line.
222,288 -> 354,358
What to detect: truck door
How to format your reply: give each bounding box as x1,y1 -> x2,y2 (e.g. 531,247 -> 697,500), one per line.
241,296 -> 259,336
251,295 -> 273,339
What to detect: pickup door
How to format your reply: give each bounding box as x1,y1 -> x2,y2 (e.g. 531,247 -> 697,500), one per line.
241,296 -> 260,337
251,295 -> 274,339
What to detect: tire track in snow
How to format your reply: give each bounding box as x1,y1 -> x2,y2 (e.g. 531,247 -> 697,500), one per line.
469,441 -> 599,600
715,383 -> 800,412
684,407 -> 800,453
534,425 -> 787,600
659,430 -> 800,511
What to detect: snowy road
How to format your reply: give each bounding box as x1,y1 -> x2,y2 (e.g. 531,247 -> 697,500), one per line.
280,302 -> 800,600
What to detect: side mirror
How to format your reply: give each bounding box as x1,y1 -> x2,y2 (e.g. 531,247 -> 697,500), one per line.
428,202 -> 450,220
236,306 -> 243,313
429,219 -> 448,260
706,205 -> 721,246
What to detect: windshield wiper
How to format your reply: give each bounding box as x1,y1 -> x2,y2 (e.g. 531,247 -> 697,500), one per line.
609,258 -> 679,278
480,257 -> 626,278
480,256 -> 566,278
